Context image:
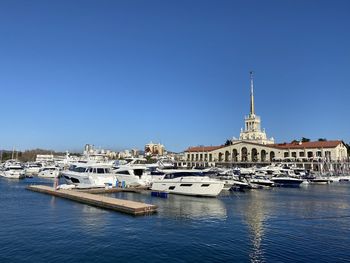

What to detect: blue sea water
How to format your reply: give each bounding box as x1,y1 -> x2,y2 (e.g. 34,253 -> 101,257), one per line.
1,177 -> 350,263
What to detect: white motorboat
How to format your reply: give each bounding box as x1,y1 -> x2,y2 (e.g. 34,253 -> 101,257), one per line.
249,174 -> 274,187
224,178 -> 251,191
0,164 -> 25,179
24,163 -> 42,176
113,165 -> 154,187
308,177 -> 332,184
38,166 -> 60,178
61,164 -> 117,187
271,174 -> 303,187
151,170 -> 224,197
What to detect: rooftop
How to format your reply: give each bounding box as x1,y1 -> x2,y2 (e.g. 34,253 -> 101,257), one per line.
272,140 -> 343,149
185,146 -> 224,152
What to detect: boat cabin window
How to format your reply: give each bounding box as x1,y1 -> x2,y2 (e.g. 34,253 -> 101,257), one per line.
164,172 -> 201,179
69,165 -> 77,171
74,167 -> 87,173
134,160 -> 147,165
43,168 -> 55,171
96,168 -> 105,174
118,170 -> 130,175
7,167 -> 23,170
134,169 -> 144,176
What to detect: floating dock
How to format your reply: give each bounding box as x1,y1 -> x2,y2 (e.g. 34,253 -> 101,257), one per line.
27,185 -> 157,216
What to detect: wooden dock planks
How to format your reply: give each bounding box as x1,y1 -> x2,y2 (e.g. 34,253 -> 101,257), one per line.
75,187 -> 145,194
26,185 -> 157,216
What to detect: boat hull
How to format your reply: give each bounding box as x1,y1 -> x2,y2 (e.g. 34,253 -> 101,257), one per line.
271,178 -> 303,187
62,171 -> 117,187
151,180 -> 224,197
0,171 -> 25,179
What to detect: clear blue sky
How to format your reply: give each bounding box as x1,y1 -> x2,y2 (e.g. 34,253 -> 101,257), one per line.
0,0 -> 349,152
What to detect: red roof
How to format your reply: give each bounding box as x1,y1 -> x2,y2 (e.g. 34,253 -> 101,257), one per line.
272,140 -> 343,149
185,146 -> 224,152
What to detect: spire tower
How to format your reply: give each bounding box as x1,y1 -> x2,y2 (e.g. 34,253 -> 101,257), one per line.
250,71 -> 255,116
238,71 -> 275,144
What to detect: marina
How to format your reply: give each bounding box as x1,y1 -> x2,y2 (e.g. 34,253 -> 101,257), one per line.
1,176 -> 350,262
1,1 -> 350,262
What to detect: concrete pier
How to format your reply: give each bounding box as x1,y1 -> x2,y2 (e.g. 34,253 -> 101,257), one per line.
27,185 -> 157,216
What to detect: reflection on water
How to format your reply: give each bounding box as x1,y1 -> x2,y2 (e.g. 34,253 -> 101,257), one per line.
78,205 -> 110,233
241,190 -> 272,263
160,194 -> 227,220
113,191 -> 228,220
1,177 -> 350,263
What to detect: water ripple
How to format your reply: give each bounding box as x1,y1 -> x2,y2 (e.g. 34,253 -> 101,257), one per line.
0,178 -> 350,262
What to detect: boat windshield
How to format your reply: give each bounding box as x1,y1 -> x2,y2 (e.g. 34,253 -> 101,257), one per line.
43,168 -> 56,171
87,167 -> 110,174
6,167 -> 23,170
71,166 -> 87,173
164,172 -> 202,179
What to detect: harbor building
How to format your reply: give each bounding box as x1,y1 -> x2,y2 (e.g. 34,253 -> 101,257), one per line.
182,72 -> 348,170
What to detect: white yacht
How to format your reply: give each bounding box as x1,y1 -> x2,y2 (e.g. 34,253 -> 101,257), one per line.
62,164 -> 117,188
151,170 -> 224,197
24,162 -> 42,176
113,165 -> 155,187
0,164 -> 25,179
249,173 -> 274,187
38,166 -> 60,178
270,173 -> 303,187
114,157 -> 147,168
308,177 -> 332,184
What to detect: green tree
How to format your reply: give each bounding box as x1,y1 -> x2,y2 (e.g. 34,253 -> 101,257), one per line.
301,137 -> 310,143
224,139 -> 232,146
345,143 -> 350,157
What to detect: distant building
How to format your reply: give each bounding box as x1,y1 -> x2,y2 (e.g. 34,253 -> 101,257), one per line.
36,154 -> 54,162
145,142 -> 165,156
131,149 -> 139,157
84,144 -> 95,155
118,150 -> 132,159
83,144 -> 118,160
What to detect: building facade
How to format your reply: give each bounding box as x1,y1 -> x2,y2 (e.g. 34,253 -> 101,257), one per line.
145,142 -> 165,156
185,140 -> 348,166
182,72 -> 348,169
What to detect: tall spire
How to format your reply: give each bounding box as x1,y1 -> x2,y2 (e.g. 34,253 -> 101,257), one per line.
250,71 -> 255,115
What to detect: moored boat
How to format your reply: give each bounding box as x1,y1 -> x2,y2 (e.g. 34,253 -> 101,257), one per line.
0,164 -> 25,179
151,170 -> 224,197
62,163 -> 117,187
38,166 -> 60,178
271,175 -> 303,187
249,175 -> 274,187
